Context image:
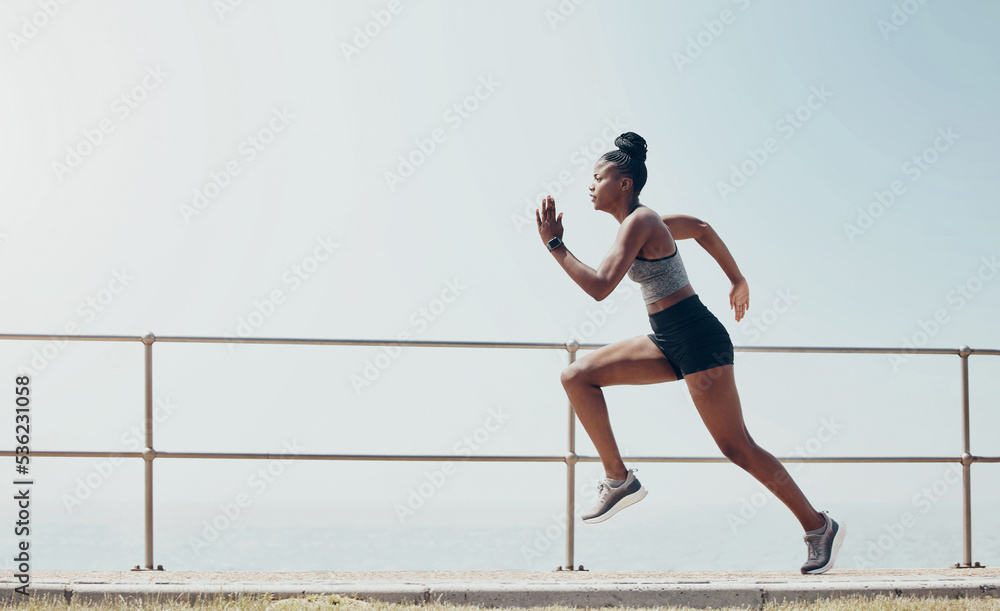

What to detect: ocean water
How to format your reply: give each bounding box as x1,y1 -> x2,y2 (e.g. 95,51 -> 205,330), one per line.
6,500 -> 998,572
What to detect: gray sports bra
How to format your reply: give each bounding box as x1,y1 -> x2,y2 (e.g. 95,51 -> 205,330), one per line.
626,245 -> 691,305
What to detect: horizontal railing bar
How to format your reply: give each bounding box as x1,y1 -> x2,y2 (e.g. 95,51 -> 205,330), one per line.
592,457 -> 988,464
153,452 -> 564,461
0,334 -> 140,342
738,346 -> 1000,355
0,451 -> 144,458
1,333 -> 998,356
3,450 -> 997,463
0,334 -> 561,349
155,337 -> 567,349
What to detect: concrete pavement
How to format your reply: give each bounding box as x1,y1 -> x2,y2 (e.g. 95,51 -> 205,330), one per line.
1,568 -> 998,608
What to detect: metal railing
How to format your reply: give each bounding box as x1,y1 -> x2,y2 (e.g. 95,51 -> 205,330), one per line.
1,332 -> 997,571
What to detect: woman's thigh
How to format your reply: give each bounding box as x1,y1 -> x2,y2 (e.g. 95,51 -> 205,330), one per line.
684,364 -> 750,446
563,335 -> 680,387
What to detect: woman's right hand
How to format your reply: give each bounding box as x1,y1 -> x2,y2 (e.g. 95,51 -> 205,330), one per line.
730,277 -> 750,322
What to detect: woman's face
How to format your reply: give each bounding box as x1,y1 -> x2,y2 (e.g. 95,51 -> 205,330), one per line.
589,161 -> 620,211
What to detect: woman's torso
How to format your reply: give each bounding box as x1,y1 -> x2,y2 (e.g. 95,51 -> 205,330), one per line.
629,206 -> 695,314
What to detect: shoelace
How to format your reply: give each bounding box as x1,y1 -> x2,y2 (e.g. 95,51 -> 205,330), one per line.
595,468 -> 637,500
803,536 -> 819,560
595,481 -> 610,500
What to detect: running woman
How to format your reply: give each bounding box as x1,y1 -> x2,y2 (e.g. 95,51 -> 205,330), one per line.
535,132 -> 845,574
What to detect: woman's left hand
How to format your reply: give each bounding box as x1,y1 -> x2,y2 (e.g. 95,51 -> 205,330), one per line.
535,195 -> 564,245
730,276 -> 750,322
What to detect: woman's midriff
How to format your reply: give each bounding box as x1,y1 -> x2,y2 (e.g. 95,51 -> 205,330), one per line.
637,229 -> 692,315
645,283 -> 695,316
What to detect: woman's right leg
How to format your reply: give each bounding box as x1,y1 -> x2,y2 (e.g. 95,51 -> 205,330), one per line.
560,334 -> 679,479
684,364 -> 826,532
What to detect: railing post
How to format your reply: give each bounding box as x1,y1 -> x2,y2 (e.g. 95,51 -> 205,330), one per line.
958,345 -> 974,568
565,340 -> 579,570
138,332 -> 161,570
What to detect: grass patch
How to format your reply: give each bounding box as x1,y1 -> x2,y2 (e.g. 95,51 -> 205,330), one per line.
0,592 -> 997,610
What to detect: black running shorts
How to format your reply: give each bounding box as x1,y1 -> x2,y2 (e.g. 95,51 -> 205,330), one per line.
646,294 -> 735,380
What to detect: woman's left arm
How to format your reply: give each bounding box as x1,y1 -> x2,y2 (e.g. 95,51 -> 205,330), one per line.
695,224 -> 744,284
700,224 -> 750,322
663,214 -> 750,321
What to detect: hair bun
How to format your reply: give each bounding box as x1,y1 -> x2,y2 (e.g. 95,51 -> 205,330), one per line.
615,132 -> 647,162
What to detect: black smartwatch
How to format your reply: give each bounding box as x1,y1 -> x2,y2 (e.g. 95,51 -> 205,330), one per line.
547,236 -> 563,251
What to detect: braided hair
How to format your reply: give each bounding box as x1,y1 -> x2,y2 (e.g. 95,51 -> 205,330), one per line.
599,132 -> 648,196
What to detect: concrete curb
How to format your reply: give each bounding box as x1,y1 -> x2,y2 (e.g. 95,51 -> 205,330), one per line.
2,578 -> 999,609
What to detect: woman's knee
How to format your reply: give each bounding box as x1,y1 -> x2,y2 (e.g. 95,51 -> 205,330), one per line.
560,364 -> 587,388
718,438 -> 759,469
562,361 -> 602,389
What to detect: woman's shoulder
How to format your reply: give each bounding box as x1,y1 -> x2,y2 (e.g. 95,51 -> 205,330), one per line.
630,205 -> 677,259
632,204 -> 664,224
633,204 -> 671,232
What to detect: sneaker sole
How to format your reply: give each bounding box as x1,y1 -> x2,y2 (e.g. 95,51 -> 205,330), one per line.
803,521 -> 846,575
582,486 -> 647,524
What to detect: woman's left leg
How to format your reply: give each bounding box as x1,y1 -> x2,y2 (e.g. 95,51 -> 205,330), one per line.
684,364 -> 826,533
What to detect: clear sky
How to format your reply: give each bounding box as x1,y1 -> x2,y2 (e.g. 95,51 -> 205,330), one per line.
1,0 -> 998,571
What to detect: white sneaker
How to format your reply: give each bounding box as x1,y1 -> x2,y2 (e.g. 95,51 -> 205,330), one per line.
801,511 -> 846,574
581,468 -> 647,524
